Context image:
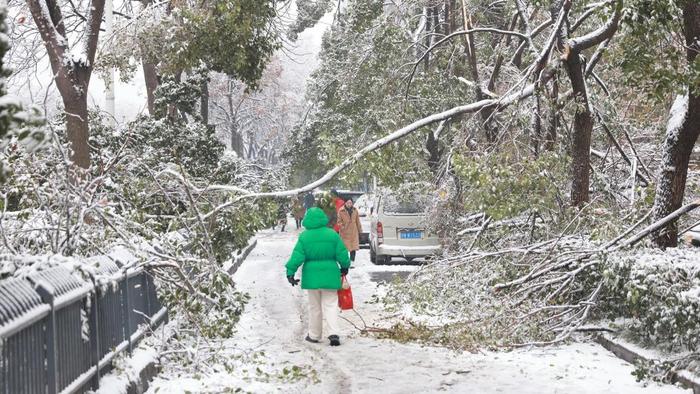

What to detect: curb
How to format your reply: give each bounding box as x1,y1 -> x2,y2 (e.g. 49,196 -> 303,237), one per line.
95,343 -> 163,394
227,238 -> 258,276
594,334 -> 700,394
125,361 -> 160,394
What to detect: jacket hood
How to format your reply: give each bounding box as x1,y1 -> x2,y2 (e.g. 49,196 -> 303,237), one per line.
302,207 -> 328,229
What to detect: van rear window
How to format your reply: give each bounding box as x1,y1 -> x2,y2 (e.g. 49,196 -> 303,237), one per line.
383,193 -> 428,214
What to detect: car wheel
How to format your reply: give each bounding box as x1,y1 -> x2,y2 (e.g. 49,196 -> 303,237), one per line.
370,247 -> 377,264
379,255 -> 391,265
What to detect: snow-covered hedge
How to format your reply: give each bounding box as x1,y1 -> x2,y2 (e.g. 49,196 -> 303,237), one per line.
601,248 -> 700,351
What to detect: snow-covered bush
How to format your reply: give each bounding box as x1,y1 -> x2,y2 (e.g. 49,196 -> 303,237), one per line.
0,103 -> 284,340
0,1 -> 45,182
600,248 -> 700,351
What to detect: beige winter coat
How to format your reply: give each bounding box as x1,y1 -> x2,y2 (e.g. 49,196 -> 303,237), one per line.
337,207 -> 362,252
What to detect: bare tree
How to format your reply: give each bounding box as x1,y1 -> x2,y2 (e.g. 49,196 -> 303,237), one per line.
26,0 -> 105,169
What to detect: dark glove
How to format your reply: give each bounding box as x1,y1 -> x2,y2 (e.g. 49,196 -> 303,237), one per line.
340,268 -> 349,275
287,275 -> 300,286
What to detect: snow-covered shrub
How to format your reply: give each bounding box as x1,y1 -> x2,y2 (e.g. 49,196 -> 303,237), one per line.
0,105 -> 283,341
153,68 -> 210,121
101,116 -> 223,179
599,248 -> 700,351
0,2 -> 45,182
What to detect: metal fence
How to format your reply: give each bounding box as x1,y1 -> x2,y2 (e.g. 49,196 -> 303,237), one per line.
0,257 -> 167,394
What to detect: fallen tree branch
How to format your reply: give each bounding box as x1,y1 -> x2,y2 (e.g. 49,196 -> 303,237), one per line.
616,200 -> 700,249
199,78 -> 547,219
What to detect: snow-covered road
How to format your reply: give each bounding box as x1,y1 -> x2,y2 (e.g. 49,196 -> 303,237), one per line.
147,222 -> 689,393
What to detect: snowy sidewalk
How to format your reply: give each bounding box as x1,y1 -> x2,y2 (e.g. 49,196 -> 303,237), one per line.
146,221 -> 689,393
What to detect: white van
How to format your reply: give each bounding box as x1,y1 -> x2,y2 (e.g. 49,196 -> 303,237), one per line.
369,191 -> 441,264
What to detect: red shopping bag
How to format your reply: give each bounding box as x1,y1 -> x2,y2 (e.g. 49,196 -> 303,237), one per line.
338,275 -> 353,310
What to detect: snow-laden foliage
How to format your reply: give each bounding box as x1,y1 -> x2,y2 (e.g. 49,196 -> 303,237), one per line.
383,235 -> 600,347
451,151 -> 569,220
0,104 -> 284,338
287,0 -> 333,41
602,248 -> 700,352
0,0 -> 44,181
286,0 -> 473,187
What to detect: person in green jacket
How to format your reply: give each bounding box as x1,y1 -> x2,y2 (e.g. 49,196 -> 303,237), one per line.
285,207 -> 351,346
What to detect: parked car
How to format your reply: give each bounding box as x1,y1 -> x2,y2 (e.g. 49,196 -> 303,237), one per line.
369,191 -> 441,264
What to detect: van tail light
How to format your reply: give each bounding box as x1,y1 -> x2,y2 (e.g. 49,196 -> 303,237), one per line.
377,222 -> 384,244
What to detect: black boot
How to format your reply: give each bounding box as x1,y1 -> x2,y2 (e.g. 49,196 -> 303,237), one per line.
305,335 -> 320,344
329,335 -> 340,346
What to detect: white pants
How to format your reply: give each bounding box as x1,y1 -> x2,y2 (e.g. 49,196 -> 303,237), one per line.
307,289 -> 340,340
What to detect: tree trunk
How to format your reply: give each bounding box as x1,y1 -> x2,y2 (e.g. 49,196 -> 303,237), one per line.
531,93 -> 542,156
651,2 -> 700,248
424,6 -> 432,71
27,0 -> 105,170
565,52 -> 593,207
200,79 -> 209,124
64,94 -> 91,169
143,61 -> 159,116
544,77 -> 559,150
231,125 -> 244,157
426,130 -> 442,174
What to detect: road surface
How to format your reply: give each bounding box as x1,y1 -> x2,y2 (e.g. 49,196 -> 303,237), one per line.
147,221 -> 689,393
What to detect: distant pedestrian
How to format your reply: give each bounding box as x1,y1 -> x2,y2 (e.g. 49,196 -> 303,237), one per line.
318,189 -> 343,231
338,198 -> 362,263
303,191 -> 316,210
285,208 -> 351,346
292,196 -> 306,230
331,189 -> 345,233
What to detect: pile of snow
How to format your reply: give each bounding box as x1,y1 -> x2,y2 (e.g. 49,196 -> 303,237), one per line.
95,344 -> 159,394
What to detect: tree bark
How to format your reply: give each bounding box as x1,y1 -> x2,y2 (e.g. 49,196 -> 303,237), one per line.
565,52 -> 593,206
200,79 -> 209,124
544,77 -> 559,150
461,0 -> 496,143
225,78 -> 245,156
424,6 -> 432,71
143,60 -> 159,116
426,129 -> 442,174
651,2 -> 700,248
64,96 -> 91,169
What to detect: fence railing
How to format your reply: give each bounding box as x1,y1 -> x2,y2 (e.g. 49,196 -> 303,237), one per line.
0,255 -> 167,394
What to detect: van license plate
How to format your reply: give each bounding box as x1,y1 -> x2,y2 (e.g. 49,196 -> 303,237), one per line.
400,230 -> 423,239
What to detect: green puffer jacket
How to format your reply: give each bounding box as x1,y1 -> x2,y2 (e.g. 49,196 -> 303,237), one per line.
285,207 -> 351,290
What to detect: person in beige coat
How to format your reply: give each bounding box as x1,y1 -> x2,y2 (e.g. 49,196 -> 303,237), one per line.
337,198 -> 362,263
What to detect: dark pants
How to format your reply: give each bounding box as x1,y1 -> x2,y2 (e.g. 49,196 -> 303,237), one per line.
295,218 -> 301,229
350,251 -> 356,261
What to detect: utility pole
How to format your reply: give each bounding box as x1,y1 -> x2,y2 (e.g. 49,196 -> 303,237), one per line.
104,0 -> 116,125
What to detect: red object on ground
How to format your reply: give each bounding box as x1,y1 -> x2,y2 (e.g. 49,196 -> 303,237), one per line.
338,276 -> 353,310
